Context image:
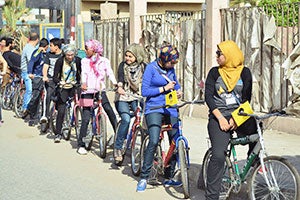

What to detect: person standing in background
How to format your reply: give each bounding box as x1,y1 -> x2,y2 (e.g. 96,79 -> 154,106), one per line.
20,32 -> 39,116
43,38 -> 63,121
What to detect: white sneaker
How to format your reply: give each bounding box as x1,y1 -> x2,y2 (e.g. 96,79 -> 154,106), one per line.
77,147 -> 87,155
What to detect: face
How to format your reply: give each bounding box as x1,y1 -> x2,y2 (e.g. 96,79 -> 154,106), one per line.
0,40 -> 5,51
216,49 -> 226,65
49,42 -> 58,53
42,45 -> 49,53
163,60 -> 178,69
85,45 -> 94,58
125,51 -> 136,65
65,51 -> 75,63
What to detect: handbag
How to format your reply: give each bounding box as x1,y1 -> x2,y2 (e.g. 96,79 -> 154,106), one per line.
231,100 -> 254,127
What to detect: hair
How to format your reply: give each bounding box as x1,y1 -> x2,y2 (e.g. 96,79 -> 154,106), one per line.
50,38 -> 62,49
62,44 -> 77,55
29,32 -> 39,41
5,37 -> 13,47
39,38 -> 49,48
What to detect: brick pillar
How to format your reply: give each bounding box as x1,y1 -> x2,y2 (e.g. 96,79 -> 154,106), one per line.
129,0 -> 147,44
205,1 -> 228,71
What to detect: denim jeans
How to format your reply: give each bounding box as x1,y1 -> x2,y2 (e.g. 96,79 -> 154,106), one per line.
140,112 -> 178,180
114,100 -> 137,150
21,72 -> 32,110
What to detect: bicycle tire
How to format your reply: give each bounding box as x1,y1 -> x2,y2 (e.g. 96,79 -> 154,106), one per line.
74,106 -> 82,140
13,87 -> 25,118
140,135 -> 163,184
198,148 -> 212,190
131,126 -> 144,176
178,139 -> 190,199
2,83 -> 13,110
62,107 -> 71,140
98,113 -> 107,159
199,148 -> 233,199
49,101 -> 57,134
248,155 -> 300,200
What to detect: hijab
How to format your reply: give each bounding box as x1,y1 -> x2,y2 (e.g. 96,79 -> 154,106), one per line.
85,39 -> 104,77
218,40 -> 244,92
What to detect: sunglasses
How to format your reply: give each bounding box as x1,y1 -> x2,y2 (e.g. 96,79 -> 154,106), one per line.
216,50 -> 223,58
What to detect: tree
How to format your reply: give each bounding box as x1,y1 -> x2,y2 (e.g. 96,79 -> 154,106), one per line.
0,0 -> 31,51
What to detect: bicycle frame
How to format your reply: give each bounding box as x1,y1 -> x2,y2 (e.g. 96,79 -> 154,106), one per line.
160,118 -> 190,169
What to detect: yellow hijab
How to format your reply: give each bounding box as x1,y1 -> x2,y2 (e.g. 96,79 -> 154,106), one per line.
218,40 -> 244,92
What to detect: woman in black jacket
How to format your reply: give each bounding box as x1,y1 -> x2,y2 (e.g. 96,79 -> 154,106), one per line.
52,44 -> 82,143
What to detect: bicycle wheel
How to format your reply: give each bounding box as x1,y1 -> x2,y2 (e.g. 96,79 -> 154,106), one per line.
131,126 -> 144,176
74,106 -> 82,140
2,83 -> 13,110
98,113 -> 107,158
178,139 -> 190,199
13,87 -> 25,118
140,135 -> 163,185
199,148 -> 233,199
62,107 -> 71,140
49,101 -> 57,134
248,155 -> 300,200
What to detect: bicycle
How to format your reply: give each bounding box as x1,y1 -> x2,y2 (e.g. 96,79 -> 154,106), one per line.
49,83 -> 81,140
140,100 -> 204,199
198,110 -> 300,200
113,93 -> 146,176
81,90 -> 107,159
1,72 -> 22,110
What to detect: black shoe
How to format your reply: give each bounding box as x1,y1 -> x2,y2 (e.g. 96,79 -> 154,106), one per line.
21,110 -> 29,119
28,120 -> 35,127
54,135 -> 62,143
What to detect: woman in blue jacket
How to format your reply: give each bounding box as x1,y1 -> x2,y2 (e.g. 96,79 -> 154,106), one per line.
136,45 -> 183,192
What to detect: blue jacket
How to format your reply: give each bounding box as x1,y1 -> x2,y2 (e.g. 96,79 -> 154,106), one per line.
141,60 -> 180,117
27,49 -> 45,76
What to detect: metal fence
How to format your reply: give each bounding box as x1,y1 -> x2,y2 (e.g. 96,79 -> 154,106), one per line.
93,11 -> 206,101
220,3 -> 300,112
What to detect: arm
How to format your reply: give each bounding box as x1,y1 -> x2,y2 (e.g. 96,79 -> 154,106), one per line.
53,57 -> 62,84
241,67 -> 253,102
42,54 -> 50,82
75,57 -> 82,84
116,62 -> 125,94
141,65 -> 166,97
0,54 -> 8,75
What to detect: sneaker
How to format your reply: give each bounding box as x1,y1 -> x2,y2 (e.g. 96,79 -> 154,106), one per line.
40,116 -> 48,123
54,135 -> 62,143
77,147 -> 87,155
136,179 -> 147,192
114,149 -> 123,162
21,109 -> 29,119
28,120 -> 36,127
163,179 -> 182,187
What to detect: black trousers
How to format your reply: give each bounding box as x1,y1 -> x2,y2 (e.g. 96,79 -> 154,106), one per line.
205,116 -> 257,200
55,87 -> 74,135
28,77 -> 44,120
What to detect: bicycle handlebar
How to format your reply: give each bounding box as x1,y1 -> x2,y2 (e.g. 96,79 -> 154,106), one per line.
238,109 -> 286,120
150,100 -> 205,110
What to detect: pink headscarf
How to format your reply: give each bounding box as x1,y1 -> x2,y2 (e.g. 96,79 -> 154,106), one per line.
85,39 -> 104,77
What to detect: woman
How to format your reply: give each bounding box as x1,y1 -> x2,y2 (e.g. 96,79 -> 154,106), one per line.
114,43 -> 146,164
78,39 -> 118,155
53,44 -> 82,143
204,40 -> 257,200
136,45 -> 183,192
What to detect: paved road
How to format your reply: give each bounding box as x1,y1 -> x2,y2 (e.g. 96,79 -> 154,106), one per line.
0,108 -> 299,200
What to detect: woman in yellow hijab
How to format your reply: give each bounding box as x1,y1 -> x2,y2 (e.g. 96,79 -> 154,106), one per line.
204,40 -> 257,200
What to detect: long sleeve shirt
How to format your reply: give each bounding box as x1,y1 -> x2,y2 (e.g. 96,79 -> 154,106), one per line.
27,49 -> 45,76
141,60 -> 180,117
81,56 -> 117,94
205,66 -> 252,118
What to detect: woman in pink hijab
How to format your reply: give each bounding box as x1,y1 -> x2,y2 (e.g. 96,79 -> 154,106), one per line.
77,39 -> 118,155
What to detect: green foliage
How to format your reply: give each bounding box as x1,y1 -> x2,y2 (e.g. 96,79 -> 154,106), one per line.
1,0 -> 31,51
258,0 -> 299,27
230,0 -> 258,7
